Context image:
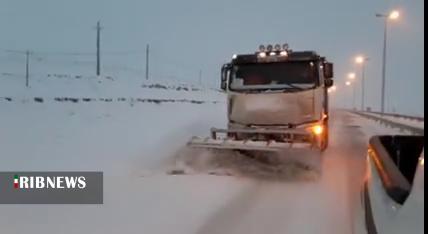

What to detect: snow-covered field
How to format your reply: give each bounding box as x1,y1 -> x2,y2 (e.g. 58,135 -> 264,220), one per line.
0,72 -> 410,234
0,71 -> 223,102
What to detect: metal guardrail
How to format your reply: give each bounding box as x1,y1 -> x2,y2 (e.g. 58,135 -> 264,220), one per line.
352,111 -> 424,135
362,110 -> 424,122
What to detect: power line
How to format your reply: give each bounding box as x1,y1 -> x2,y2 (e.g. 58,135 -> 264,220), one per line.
1,46 -> 207,84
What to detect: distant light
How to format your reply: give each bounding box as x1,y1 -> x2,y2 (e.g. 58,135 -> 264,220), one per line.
330,85 -> 337,91
420,157 -> 424,166
232,54 -> 238,59
346,81 -> 351,86
355,56 -> 365,64
274,44 -> 281,51
348,72 -> 356,79
279,51 -> 288,56
389,10 -> 400,20
258,52 -> 267,58
269,51 -> 276,56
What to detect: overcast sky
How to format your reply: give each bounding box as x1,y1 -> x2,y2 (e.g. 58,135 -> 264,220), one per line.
0,0 -> 424,115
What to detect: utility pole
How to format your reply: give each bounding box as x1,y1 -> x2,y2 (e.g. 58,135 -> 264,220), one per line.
25,50 -> 30,87
96,21 -> 102,76
6,50 -> 32,87
145,44 -> 149,80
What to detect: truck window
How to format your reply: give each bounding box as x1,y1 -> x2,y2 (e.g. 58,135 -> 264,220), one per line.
230,61 -> 319,91
379,136 -> 424,185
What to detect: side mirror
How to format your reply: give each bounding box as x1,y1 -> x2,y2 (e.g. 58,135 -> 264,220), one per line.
221,63 -> 231,91
324,62 -> 334,79
325,79 -> 333,88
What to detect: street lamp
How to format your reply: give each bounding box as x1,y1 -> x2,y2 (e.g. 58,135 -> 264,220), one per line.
355,55 -> 369,111
345,81 -> 355,110
355,56 -> 365,64
348,72 -> 356,80
389,10 -> 400,20
376,10 -> 400,114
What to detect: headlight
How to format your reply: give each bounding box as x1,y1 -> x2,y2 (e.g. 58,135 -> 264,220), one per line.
312,125 -> 324,135
279,51 -> 288,56
307,125 -> 324,136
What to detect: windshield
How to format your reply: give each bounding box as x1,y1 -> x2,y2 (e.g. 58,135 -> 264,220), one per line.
229,61 -> 319,91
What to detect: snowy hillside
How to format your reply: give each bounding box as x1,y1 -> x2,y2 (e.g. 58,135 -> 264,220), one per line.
0,72 -> 223,103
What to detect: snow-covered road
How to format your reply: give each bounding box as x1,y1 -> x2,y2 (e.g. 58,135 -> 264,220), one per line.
0,99 -> 402,233
188,111 -> 369,234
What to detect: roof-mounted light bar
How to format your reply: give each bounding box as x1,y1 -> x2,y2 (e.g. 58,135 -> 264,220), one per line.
279,51 -> 288,56
282,43 -> 289,51
257,43 -> 290,58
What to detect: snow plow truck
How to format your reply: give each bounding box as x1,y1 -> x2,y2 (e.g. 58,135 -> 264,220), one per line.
188,44 -> 334,153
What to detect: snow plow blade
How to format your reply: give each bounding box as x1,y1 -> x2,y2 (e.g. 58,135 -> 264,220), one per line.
187,128 -> 317,152
188,137 -> 316,152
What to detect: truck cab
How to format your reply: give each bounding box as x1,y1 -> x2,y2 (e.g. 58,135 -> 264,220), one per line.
220,44 -> 334,150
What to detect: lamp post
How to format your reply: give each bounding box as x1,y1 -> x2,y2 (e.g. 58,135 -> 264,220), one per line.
347,72 -> 356,110
345,81 -> 355,110
355,56 -> 369,111
376,10 -> 400,114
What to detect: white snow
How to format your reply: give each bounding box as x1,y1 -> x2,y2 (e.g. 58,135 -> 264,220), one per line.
0,72 -> 223,102
0,72 -> 413,234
